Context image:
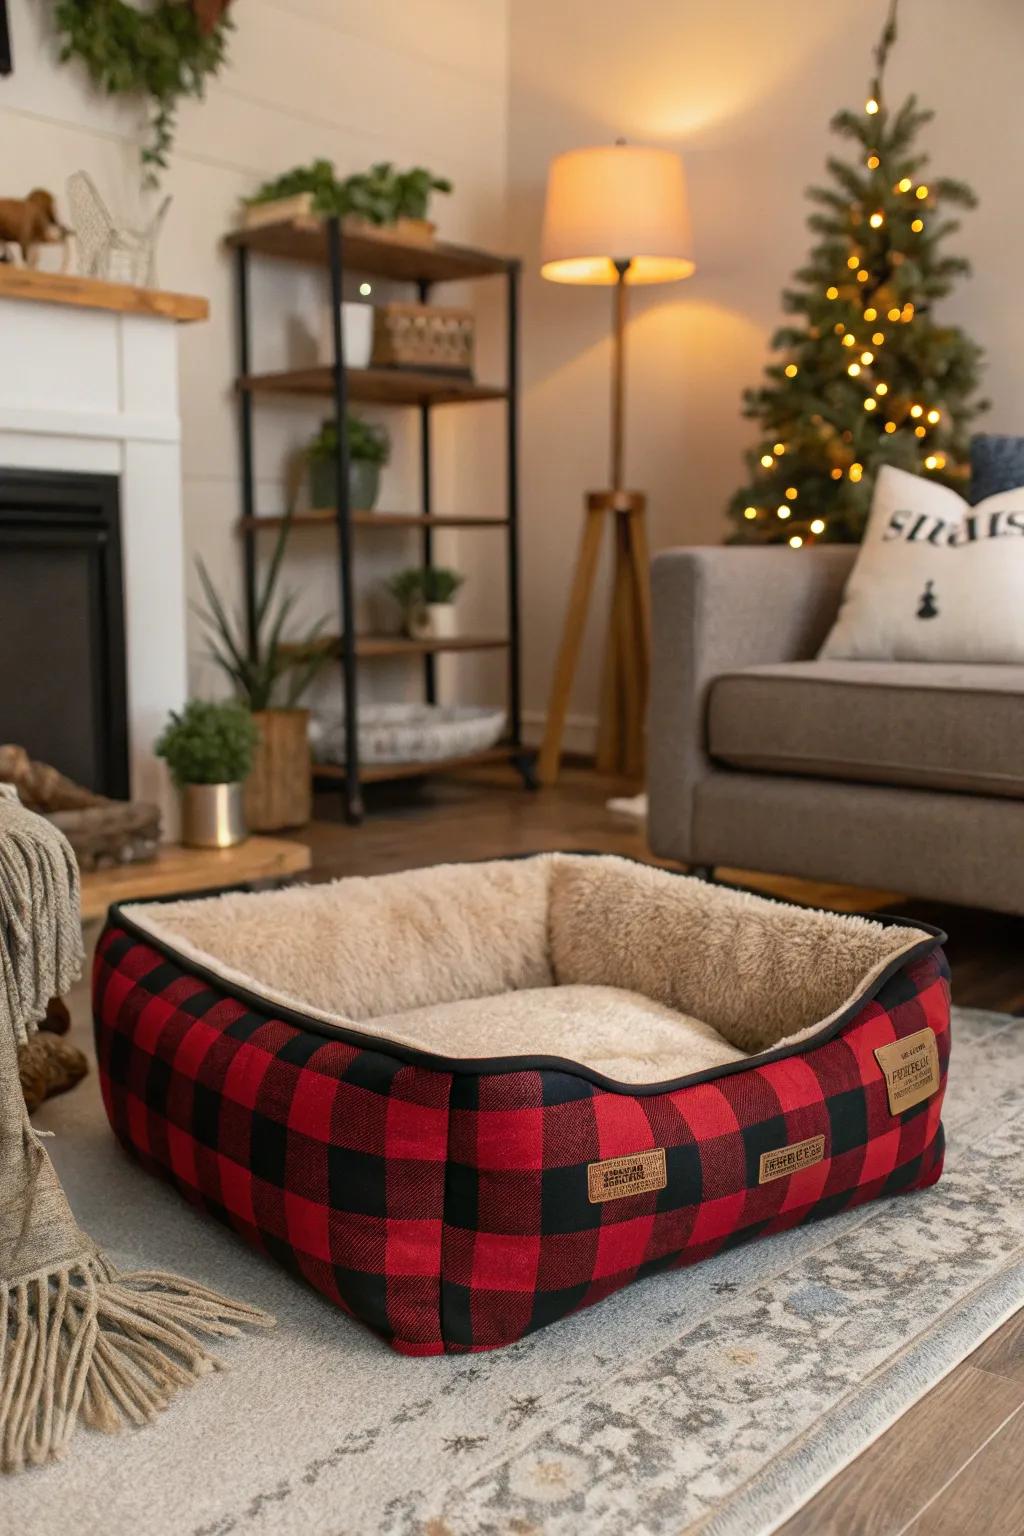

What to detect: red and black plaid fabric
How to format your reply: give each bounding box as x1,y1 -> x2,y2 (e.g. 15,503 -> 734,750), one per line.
94,922 -> 950,1355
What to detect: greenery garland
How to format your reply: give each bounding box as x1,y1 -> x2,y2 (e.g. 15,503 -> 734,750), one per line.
53,0 -> 233,185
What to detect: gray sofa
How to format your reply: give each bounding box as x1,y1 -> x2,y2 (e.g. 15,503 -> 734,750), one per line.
648,547 -> 1024,915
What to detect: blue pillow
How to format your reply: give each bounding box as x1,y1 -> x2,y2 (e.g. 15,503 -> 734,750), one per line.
970,433 -> 1024,504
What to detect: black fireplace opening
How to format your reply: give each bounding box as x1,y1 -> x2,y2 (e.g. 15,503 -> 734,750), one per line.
0,469 -> 129,798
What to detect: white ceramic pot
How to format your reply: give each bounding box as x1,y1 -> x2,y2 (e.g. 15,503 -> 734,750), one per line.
425,602 -> 457,639
322,302 -> 373,368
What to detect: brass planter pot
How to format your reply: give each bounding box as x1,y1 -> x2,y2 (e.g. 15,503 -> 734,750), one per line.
180,782 -> 247,849
245,708 -> 312,831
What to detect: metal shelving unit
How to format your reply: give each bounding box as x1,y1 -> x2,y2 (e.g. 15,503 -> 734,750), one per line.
226,215 -> 534,823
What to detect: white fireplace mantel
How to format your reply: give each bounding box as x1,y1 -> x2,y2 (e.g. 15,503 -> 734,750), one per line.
0,268 -> 209,831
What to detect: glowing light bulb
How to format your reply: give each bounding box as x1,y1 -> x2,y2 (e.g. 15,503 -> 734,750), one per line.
784,363 -> 799,378
872,332 -> 885,345
924,455 -> 938,469
785,486 -> 798,500
810,518 -> 826,534
910,404 -> 923,418
887,307 -> 901,321
358,282 -> 373,296
830,467 -> 843,480
849,463 -> 864,481
761,453 -> 774,467
902,303 -> 915,320
864,398 -> 877,411
866,154 -> 880,169
857,269 -> 869,283
866,98 -> 879,114
842,333 -> 856,347
847,255 -> 860,269
789,535 -> 804,548
914,425 -> 927,438
876,382 -> 888,395
916,185 -> 928,199
860,351 -> 874,364
773,442 -> 786,454
743,506 -> 758,520
848,362 -> 861,376
884,420 -> 897,434
834,323 -> 846,335
869,212 -> 884,228
826,286 -> 839,300
897,177 -> 912,193
864,307 -> 877,320
927,409 -> 941,424
777,506 -> 791,519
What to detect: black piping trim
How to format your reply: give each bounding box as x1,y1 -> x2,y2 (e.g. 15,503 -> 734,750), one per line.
104,890 -> 947,1099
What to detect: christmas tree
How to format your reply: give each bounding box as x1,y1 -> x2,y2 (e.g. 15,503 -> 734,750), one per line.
727,0 -> 986,547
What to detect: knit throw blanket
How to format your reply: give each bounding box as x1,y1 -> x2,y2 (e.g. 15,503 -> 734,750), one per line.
0,787 -> 273,1473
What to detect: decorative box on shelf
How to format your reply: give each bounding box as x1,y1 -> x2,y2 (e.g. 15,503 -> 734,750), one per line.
371,302 -> 474,376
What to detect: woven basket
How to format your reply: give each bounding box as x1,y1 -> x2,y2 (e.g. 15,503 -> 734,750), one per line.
311,704 -> 505,766
371,303 -> 474,375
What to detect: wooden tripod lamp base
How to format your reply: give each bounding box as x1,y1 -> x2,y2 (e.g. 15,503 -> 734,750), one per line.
537,489 -> 651,785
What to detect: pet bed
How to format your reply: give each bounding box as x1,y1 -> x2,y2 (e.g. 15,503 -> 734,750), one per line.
93,855 -> 950,1355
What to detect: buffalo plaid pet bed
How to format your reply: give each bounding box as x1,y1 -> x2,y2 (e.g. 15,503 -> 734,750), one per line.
93,855 -> 949,1355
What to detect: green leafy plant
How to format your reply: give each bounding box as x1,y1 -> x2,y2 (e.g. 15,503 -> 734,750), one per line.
306,414 -> 390,466
155,699 -> 258,787
421,566 -> 464,604
54,0 -> 234,186
245,159 -> 453,225
386,566 -> 464,613
193,507 -> 331,711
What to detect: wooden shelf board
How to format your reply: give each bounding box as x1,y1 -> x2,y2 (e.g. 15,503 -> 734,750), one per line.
239,510 -> 509,532
315,744 -> 515,784
0,265 -> 208,322
79,835 -> 311,922
238,365 -> 506,406
225,217 -> 512,284
287,634 -> 510,660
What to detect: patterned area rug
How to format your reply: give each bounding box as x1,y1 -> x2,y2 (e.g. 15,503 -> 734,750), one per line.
9,1004 -> 1023,1536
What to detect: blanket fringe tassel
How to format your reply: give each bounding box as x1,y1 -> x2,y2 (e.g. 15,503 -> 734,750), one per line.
0,1254 -> 274,1473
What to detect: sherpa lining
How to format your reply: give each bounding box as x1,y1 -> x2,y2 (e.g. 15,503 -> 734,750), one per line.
119,854 -> 934,1087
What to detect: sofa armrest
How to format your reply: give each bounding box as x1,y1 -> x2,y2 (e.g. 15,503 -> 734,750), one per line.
647,546 -> 855,861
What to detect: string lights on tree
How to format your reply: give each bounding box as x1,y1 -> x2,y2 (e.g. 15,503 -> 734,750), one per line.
727,0 -> 986,546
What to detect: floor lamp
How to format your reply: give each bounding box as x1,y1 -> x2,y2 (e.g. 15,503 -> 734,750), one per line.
536,143 -> 695,783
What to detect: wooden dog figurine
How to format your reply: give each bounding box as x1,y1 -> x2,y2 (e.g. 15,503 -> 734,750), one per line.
0,188 -> 70,267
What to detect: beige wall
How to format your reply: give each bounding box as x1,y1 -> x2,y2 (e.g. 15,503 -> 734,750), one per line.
0,0 -> 510,712
508,0 -> 1024,751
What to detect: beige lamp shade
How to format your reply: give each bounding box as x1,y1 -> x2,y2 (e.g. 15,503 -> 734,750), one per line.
540,143 -> 695,285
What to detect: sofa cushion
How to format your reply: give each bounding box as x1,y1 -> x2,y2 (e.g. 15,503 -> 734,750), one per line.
708,660 -> 1024,799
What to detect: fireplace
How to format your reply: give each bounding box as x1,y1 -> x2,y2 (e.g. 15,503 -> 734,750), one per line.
0,469 -> 129,797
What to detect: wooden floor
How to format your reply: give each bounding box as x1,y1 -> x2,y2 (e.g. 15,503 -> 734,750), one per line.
302,765 -> 1024,1536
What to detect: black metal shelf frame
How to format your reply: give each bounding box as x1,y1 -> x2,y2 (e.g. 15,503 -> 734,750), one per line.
233,215 -> 530,824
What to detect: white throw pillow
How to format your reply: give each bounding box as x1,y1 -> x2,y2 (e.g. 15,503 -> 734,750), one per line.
819,465 -> 1024,663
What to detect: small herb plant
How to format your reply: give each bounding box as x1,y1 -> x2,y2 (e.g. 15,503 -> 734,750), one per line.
193,506 -> 331,711
306,414 -> 390,466
386,566 -> 464,613
421,567 -> 464,604
156,700 -> 258,787
245,160 -> 453,225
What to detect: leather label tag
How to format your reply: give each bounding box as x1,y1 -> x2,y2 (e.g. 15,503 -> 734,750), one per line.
874,1028 -> 940,1116
587,1148 -> 667,1204
758,1134 -> 826,1185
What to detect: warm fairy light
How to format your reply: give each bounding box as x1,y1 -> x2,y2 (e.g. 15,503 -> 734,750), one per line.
875,381 -> 888,394
789,535 -> 803,548
911,218 -> 924,233
856,269 -> 869,283
785,486 -> 799,499
761,453 -> 774,467
872,331 -> 885,344
924,454 -> 938,469
914,425 -> 927,438
865,98 -> 879,114
884,420 -> 897,433
867,154 -> 880,169
864,307 -> 877,320
847,362 -> 861,376
744,506 -> 758,519
902,303 -> 915,320
860,350 -> 874,364
776,505 -> 791,519
830,467 -> 843,479
773,442 -> 786,454
834,322 -> 846,334
847,255 -> 860,269
358,282 -> 373,296
935,453 -> 947,467
810,518 -> 826,534
887,307 -> 901,321
869,212 -> 884,228
849,462 -> 864,481
826,286 -> 839,299
784,363 -> 799,377
916,185 -> 929,199
864,398 -> 877,411
842,333 -> 856,347
897,177 -> 912,193
927,408 -> 941,424
910,403 -> 924,417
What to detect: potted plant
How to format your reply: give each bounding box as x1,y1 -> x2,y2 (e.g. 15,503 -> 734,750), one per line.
306,414 -> 390,511
386,566 -> 465,639
155,699 -> 258,849
193,507 -> 331,831
242,159 -> 452,245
